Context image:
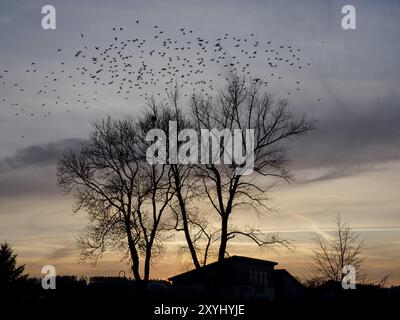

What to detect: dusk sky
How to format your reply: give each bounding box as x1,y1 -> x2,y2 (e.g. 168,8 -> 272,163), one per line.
0,0 -> 399,284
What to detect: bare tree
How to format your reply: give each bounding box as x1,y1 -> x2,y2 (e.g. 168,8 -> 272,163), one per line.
57,116 -> 171,288
191,74 -> 315,261
141,93 -> 204,269
133,162 -> 174,282
58,73 -> 314,281
311,214 -> 365,282
175,209 -> 221,267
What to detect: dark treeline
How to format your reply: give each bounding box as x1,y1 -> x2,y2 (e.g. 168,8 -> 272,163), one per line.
2,275 -> 399,318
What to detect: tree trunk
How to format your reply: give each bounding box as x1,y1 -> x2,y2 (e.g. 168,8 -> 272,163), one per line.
217,176 -> 239,261
128,239 -> 141,282
218,215 -> 228,261
173,167 -> 201,269
144,245 -> 152,282
125,219 -> 141,282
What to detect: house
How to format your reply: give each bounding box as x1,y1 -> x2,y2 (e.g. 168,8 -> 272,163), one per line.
168,255 -> 305,301
274,269 -> 306,300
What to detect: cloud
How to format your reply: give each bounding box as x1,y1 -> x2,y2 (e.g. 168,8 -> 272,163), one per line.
297,165 -> 374,184
47,247 -> 76,260
288,98 -> 400,182
0,139 -> 81,198
0,138 -> 81,173
0,165 -> 59,198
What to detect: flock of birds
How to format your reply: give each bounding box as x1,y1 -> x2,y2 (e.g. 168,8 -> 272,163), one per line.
0,21 -> 323,135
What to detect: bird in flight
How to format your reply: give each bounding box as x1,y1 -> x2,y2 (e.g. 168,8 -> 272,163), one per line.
0,21 -> 317,123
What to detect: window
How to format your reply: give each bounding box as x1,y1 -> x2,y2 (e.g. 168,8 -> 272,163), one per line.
263,272 -> 268,286
258,270 -> 262,286
249,269 -> 269,287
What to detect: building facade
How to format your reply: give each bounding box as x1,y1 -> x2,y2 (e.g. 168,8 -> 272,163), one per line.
169,256 -> 304,301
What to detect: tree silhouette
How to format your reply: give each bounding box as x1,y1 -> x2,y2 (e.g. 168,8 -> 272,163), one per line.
57,74 -> 315,281
140,94 -> 206,269
311,214 -> 365,282
0,242 -> 28,289
191,75 -> 315,261
57,116 -> 172,290
141,75 -> 314,266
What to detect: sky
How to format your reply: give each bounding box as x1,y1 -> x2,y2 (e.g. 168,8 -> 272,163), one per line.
0,0 -> 399,284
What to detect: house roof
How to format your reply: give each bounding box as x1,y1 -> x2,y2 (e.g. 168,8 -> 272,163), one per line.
274,269 -> 304,287
169,255 -> 278,281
